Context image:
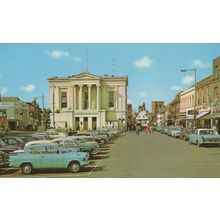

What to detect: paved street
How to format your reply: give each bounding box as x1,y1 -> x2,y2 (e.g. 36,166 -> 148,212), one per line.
2,131 -> 220,178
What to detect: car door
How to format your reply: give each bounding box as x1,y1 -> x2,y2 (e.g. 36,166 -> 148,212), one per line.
41,145 -> 64,168
28,146 -> 43,168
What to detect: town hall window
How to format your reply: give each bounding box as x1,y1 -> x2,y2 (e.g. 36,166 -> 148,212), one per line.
108,91 -> 115,108
61,92 -> 67,108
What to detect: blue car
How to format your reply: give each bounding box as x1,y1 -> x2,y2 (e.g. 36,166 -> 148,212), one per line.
9,143 -> 89,174
188,129 -> 220,147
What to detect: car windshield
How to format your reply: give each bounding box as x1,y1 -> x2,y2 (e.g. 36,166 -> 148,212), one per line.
64,140 -> 77,146
2,138 -> 19,145
199,130 -> 218,135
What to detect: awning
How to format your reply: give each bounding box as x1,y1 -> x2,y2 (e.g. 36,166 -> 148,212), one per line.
175,115 -> 187,121
196,111 -> 209,119
185,115 -> 194,120
200,112 -> 220,120
185,111 -> 209,120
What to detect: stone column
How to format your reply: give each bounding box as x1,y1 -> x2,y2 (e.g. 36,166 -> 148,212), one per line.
96,85 -> 100,110
69,86 -> 73,110
88,85 -> 91,110
88,117 -> 92,130
79,85 -> 83,110
96,116 -> 100,129
73,86 -> 76,110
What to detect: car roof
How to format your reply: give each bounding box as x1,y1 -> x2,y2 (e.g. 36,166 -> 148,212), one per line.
25,140 -> 52,147
197,128 -> 215,131
25,143 -> 62,148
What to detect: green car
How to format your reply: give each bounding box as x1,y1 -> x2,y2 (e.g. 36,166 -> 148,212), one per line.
9,143 -> 89,174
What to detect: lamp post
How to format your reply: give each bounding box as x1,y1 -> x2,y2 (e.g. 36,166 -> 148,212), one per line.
180,68 -> 197,128
34,94 -> 45,126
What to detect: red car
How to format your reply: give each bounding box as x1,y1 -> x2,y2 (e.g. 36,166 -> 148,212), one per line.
179,128 -> 194,141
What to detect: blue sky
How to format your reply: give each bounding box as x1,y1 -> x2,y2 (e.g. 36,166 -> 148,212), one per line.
0,43 -> 220,111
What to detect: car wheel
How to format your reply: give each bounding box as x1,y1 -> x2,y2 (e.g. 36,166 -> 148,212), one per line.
21,163 -> 32,175
68,161 -> 80,173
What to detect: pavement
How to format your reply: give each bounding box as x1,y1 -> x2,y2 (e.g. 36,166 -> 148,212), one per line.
2,131 -> 220,177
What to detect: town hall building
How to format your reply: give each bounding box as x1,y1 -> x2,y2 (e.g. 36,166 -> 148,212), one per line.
48,72 -> 128,130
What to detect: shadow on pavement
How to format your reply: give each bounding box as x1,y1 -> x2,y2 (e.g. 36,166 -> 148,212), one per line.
91,155 -> 109,160
97,151 -> 109,155
0,168 -> 19,175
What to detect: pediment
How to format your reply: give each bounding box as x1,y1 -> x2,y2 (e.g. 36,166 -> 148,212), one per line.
70,72 -> 100,80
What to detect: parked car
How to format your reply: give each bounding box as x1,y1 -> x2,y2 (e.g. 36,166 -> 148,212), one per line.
170,127 -> 183,138
180,128 -> 194,141
9,143 -> 89,174
45,130 -> 67,139
0,136 -> 25,147
188,129 -> 220,147
24,139 -> 82,154
0,126 -> 9,137
0,138 -> 23,153
0,150 -> 9,168
77,131 -> 109,144
53,136 -> 100,158
167,127 -> 173,136
31,133 -> 51,140
16,136 -> 39,144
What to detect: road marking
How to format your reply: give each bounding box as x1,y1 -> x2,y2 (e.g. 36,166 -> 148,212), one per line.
88,159 -> 103,176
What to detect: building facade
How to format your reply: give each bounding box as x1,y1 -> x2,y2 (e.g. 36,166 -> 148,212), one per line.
26,100 -> 42,130
180,87 -> 195,128
135,103 -> 150,128
201,56 -> 220,131
127,104 -> 135,130
0,97 -> 29,130
151,101 -> 164,116
48,72 -> 128,130
151,101 -> 164,125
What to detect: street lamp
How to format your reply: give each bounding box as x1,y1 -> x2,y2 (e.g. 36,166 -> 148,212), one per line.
34,95 -> 45,126
180,68 -> 197,128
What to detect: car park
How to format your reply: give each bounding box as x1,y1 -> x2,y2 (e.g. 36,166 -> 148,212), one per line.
9,143 -> 89,174
188,128 -> 220,147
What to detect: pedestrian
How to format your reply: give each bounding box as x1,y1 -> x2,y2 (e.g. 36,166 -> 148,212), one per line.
136,126 -> 139,135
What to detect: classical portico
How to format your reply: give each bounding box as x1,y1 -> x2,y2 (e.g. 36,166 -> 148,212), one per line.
48,72 -> 128,130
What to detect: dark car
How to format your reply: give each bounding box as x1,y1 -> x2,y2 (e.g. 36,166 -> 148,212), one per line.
0,136 -> 25,148
16,136 -> 39,144
0,139 -> 23,153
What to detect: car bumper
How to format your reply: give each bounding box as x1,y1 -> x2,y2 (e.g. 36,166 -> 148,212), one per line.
81,160 -> 90,166
200,142 -> 220,146
91,148 -> 101,155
